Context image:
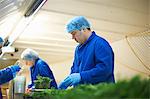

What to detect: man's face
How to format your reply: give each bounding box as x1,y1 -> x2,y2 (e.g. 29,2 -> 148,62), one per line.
23,60 -> 34,67
71,30 -> 86,44
0,44 -> 3,49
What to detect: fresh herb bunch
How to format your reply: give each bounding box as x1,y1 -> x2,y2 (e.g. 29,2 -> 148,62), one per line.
53,76 -> 149,99
24,76 -> 150,99
34,75 -> 52,89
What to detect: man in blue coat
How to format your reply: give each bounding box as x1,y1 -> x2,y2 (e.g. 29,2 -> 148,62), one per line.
0,37 -> 21,99
59,16 -> 115,89
0,65 -> 21,99
21,48 -> 57,92
0,37 -> 4,55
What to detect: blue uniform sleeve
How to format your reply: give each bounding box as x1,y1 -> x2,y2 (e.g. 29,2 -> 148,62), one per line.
27,82 -> 34,89
70,47 -> 79,74
38,61 -> 58,89
0,67 -> 14,85
80,39 -> 114,84
70,63 -> 75,74
0,87 -> 2,99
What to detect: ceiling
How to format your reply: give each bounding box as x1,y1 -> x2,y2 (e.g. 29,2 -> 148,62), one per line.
0,0 -> 149,63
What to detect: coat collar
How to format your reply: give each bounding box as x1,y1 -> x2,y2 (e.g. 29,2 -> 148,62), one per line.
30,58 -> 40,69
78,31 -> 96,48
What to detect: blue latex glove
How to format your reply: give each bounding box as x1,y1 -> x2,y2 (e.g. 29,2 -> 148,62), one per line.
58,73 -> 81,89
9,65 -> 21,77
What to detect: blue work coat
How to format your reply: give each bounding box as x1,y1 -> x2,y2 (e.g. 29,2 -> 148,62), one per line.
0,67 -> 14,99
71,31 -> 115,85
0,68 -> 13,85
28,58 -> 57,89
0,86 -> 2,99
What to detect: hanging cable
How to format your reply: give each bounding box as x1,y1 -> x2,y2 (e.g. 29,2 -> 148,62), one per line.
116,59 -> 150,76
125,36 -> 150,72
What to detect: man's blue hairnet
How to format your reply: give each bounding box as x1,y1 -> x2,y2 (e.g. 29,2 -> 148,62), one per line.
0,37 -> 4,44
21,48 -> 39,61
66,16 -> 90,33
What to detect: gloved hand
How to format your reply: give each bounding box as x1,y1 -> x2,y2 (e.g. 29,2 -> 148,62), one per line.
58,73 -> 81,89
10,65 -> 21,72
9,65 -> 21,77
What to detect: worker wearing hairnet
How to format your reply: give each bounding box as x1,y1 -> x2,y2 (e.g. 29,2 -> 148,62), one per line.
21,48 -> 57,92
0,37 -> 4,55
0,37 -> 3,48
0,37 -> 21,98
0,65 -> 21,98
59,16 -> 115,89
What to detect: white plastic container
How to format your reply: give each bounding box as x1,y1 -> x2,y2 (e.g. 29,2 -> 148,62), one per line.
14,76 -> 26,94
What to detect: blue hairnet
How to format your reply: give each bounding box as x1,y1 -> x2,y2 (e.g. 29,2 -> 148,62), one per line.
21,48 -> 39,61
66,16 -> 90,33
0,37 -> 4,44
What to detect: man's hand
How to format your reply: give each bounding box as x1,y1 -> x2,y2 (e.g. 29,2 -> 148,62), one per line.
26,88 -> 32,93
58,73 -> 81,89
